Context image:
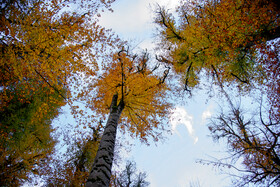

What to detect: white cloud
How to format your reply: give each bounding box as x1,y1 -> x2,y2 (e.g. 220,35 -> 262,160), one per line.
99,0 -> 180,37
202,110 -> 211,121
201,106 -> 213,125
156,0 -> 180,9
137,38 -> 156,50
99,0 -> 151,35
170,106 -> 198,144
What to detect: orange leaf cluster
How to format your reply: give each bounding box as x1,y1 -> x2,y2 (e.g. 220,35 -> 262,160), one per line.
85,50 -> 172,143
0,0 -> 118,111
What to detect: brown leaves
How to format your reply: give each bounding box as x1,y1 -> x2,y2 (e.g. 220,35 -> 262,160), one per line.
0,0 -> 120,132
257,40 -> 280,121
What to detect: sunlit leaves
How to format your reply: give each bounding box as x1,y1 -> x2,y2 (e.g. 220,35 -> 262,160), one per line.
86,50 -> 172,143
0,0 -> 118,109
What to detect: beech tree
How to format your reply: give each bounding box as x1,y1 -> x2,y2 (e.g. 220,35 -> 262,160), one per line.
155,0 -> 280,92
154,1 -> 280,185
0,0 -> 118,184
82,49 -> 172,186
155,1 -> 280,157
1,0 -> 117,110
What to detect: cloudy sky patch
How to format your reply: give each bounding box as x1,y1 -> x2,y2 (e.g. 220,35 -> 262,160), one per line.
170,106 -> 198,144
201,105 -> 214,125
99,0 -> 179,37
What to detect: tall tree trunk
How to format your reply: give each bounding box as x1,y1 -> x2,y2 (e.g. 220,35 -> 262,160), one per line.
86,93 -> 124,187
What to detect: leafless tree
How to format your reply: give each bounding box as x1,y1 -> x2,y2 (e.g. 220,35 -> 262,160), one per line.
201,93 -> 280,186
111,160 -> 150,187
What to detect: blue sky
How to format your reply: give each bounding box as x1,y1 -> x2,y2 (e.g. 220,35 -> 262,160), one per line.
98,0 -> 232,186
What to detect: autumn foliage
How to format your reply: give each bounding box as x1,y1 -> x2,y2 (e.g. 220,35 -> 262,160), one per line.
84,49 -> 172,186
155,0 -> 280,185
155,0 -> 280,91
83,49 -> 172,143
257,40 -> 280,122
0,0 -> 117,185
1,0 -> 116,106
2,0 -> 279,185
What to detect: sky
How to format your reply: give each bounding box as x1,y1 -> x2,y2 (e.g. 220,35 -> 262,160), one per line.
98,1 -> 232,187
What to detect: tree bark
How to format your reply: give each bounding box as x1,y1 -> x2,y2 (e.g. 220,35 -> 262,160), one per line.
86,93 -> 124,187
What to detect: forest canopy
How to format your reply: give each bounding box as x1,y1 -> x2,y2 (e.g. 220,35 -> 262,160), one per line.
155,0 -> 280,93
0,0 -> 118,185
1,0 -> 280,186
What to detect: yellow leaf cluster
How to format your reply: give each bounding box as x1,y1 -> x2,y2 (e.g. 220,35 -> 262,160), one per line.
1,0 -> 118,123
0,0 -> 118,184
88,51 -> 172,143
156,0 -> 279,90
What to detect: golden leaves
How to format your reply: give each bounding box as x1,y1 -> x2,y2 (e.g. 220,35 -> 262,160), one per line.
0,0 -> 118,184
156,0 -> 279,91
88,50 -> 171,143
0,0 -> 119,121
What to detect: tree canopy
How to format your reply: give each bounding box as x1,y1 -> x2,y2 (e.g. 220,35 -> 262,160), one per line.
85,49 -> 172,186
0,86 -> 64,185
2,0 -> 280,185
82,49 -> 172,143
0,0 -> 118,185
1,0 -> 117,103
155,0 -> 280,185
155,0 -> 280,92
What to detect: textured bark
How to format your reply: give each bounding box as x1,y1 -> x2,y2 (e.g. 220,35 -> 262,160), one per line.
86,93 -> 124,187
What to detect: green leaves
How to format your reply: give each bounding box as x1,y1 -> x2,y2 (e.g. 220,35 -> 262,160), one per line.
0,84 -> 64,185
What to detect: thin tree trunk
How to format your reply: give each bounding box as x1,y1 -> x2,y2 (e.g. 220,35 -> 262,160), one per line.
86,93 -> 124,187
